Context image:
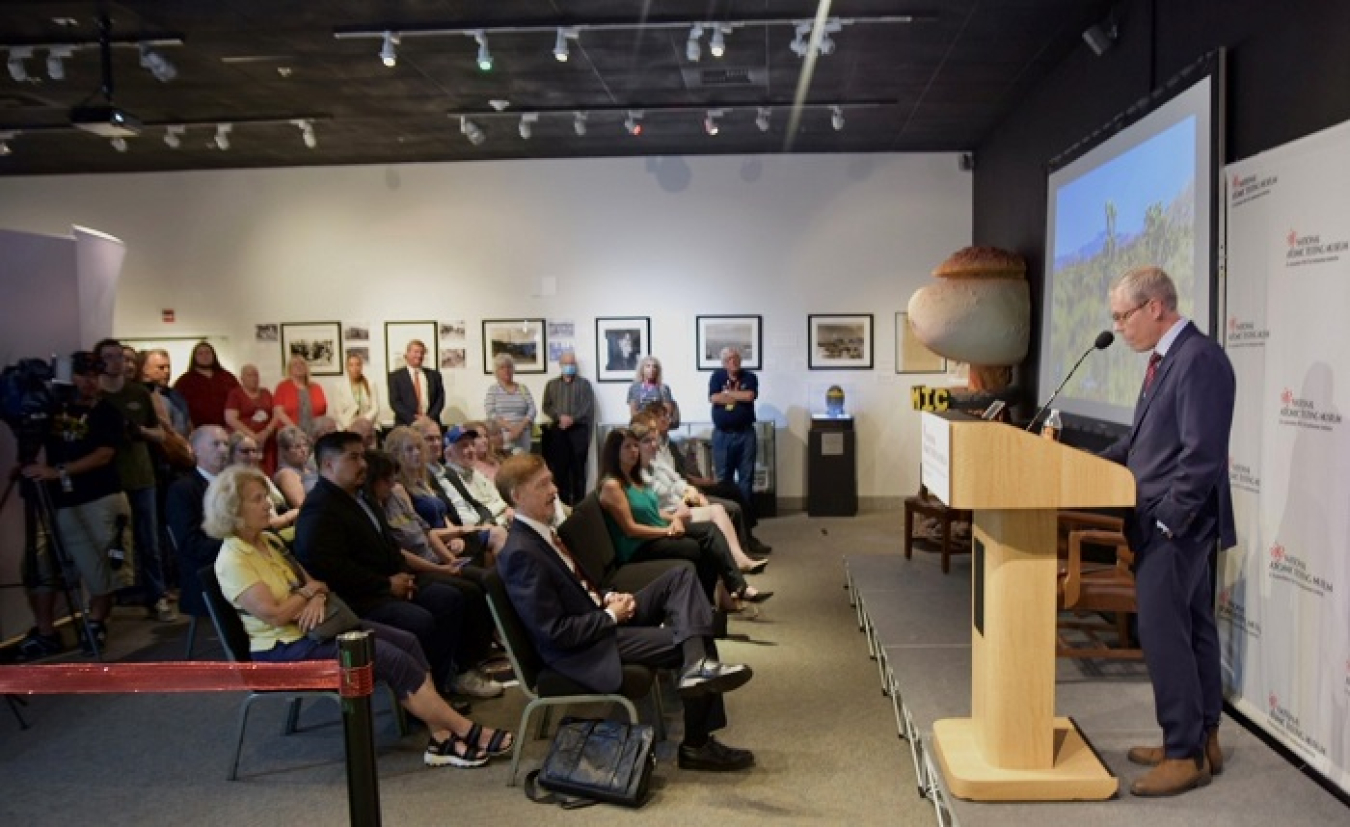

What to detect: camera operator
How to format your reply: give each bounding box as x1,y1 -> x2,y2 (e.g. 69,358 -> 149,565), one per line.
94,339 -> 176,623
17,351 -> 127,657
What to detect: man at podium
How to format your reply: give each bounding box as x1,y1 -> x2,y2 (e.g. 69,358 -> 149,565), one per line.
1101,266 -> 1236,798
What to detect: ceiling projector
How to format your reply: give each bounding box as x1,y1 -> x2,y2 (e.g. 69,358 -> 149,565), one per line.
70,105 -> 143,137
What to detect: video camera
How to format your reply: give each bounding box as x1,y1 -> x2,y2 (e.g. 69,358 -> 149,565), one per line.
0,356 -> 75,464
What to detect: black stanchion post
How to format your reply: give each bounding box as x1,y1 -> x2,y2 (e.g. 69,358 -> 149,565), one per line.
337,630 -> 382,827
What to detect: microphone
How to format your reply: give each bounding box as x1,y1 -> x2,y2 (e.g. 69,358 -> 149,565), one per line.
1026,331 -> 1114,431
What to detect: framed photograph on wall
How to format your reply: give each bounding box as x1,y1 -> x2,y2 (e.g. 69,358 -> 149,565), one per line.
695,315 -> 762,371
482,318 -> 546,374
595,317 -> 650,382
280,322 -> 342,376
808,314 -> 873,370
384,321 -> 438,375
895,311 -> 947,373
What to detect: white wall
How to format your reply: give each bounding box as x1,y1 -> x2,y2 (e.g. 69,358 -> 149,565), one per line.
0,152 -> 970,504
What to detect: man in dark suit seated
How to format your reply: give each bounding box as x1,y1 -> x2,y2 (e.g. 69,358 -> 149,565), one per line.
494,453 -> 756,772
295,431 -> 498,699
1101,266 -> 1236,797
166,426 -> 232,622
388,339 -> 444,426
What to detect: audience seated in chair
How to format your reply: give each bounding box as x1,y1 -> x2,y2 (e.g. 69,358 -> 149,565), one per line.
228,432 -> 298,543
166,426 -> 233,639
273,425 -> 316,510
205,464 -> 512,770
494,452 -> 756,773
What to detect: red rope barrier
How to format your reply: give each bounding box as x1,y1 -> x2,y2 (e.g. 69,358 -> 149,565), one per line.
0,661 -> 344,695
340,662 -> 375,698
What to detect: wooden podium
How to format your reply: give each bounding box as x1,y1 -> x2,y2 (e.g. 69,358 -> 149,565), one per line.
920,411 -> 1134,801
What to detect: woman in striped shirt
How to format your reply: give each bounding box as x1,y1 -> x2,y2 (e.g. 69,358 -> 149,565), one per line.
484,354 -> 536,454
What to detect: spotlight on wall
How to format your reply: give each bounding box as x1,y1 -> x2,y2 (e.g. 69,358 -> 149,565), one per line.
1082,19 -> 1118,57
709,26 -> 727,58
292,118 -> 317,149
474,31 -> 493,71
163,124 -> 184,149
518,113 -> 538,139
139,44 -> 177,82
686,25 -> 703,62
0,131 -> 16,156
380,31 -> 399,67
460,116 -> 485,145
830,105 -> 845,131
553,27 -> 577,62
573,111 -> 587,136
110,136 -> 128,152
46,47 -> 72,80
214,123 -> 232,150
755,106 -> 771,133
7,47 -> 32,82
703,109 -> 723,136
623,110 -> 644,136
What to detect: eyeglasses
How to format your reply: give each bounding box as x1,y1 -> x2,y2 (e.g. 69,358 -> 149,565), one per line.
639,438 -> 659,447
238,447 -> 261,454
1111,301 -> 1149,324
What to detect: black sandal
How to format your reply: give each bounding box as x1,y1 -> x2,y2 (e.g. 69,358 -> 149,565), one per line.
739,587 -> 774,604
465,722 -> 514,757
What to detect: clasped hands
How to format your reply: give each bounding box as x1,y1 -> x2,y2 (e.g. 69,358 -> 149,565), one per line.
605,592 -> 637,623
295,579 -> 331,632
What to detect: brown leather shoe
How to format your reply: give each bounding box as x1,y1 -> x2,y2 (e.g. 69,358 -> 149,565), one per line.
1127,729 -> 1223,775
1130,755 -> 1211,797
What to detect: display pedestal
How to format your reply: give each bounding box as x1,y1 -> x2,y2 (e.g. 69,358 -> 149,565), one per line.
807,416 -> 856,517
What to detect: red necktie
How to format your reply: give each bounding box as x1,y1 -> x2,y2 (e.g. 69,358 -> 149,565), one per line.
1143,352 -> 1162,392
551,531 -> 603,607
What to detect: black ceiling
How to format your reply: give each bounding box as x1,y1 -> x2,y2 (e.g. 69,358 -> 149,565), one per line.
0,1 -> 1116,177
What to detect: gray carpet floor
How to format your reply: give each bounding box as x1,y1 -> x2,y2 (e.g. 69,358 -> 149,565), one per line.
0,511 -> 930,826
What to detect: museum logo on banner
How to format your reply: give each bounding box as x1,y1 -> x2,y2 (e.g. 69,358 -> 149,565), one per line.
1278,388 -> 1343,431
1284,227 -> 1349,269
1268,542 -> 1336,599
1267,692 -> 1328,758
1230,172 -> 1277,207
1226,315 -> 1269,349
1228,454 -> 1261,494
1216,584 -> 1261,640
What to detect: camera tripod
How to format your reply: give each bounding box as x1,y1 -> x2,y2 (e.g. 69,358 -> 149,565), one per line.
0,469 -> 106,665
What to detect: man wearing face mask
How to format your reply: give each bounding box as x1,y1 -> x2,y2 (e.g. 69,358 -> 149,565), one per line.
540,350 -> 596,507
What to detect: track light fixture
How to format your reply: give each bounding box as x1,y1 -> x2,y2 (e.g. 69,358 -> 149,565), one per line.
553,28 -> 577,62
703,109 -> 722,136
756,107 -> 771,132
139,43 -> 177,82
624,110 -> 643,136
0,131 -> 15,156
7,47 -> 32,82
163,125 -> 184,148
460,116 -> 485,145
214,123 -> 232,150
518,113 -> 538,139
686,25 -> 703,62
473,31 -> 493,71
573,111 -> 587,136
380,31 -> 399,67
790,19 -> 841,58
1082,19 -> 1118,57
831,105 -> 845,131
46,47 -> 72,80
110,137 -> 128,152
292,118 -> 317,148
709,27 -> 727,58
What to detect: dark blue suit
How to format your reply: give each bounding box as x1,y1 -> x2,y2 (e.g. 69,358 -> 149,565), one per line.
388,367 -> 445,426
497,520 -> 726,741
1102,320 -> 1235,759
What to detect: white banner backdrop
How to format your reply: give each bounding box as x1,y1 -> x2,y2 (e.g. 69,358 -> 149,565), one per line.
1223,119 -> 1350,796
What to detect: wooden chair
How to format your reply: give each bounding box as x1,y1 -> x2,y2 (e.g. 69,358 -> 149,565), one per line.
1055,512 -> 1143,660
483,570 -> 666,786
903,485 -> 973,574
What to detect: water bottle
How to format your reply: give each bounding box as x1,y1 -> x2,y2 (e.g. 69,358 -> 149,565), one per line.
107,514 -> 128,570
1042,409 -> 1063,442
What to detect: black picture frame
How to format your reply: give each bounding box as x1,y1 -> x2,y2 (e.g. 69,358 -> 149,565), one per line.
595,316 -> 651,382
482,318 -> 547,374
279,321 -> 343,376
808,314 -> 874,370
695,315 -> 763,371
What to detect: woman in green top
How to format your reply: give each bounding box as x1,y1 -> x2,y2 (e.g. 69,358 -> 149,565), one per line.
597,428 -> 770,606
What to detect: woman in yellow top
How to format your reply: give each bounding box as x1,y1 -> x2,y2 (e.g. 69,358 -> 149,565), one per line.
207,464 -> 511,768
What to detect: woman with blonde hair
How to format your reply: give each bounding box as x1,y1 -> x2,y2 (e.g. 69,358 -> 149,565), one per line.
332,353 -> 380,428
273,425 -> 316,509
206,464 -> 511,767
228,432 -> 298,541
627,355 -> 677,423
273,354 -> 328,437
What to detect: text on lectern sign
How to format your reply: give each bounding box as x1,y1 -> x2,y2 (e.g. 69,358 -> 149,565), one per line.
920,412 -> 951,505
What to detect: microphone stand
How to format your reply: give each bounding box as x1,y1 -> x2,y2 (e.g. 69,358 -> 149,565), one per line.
1026,345 -> 1097,432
